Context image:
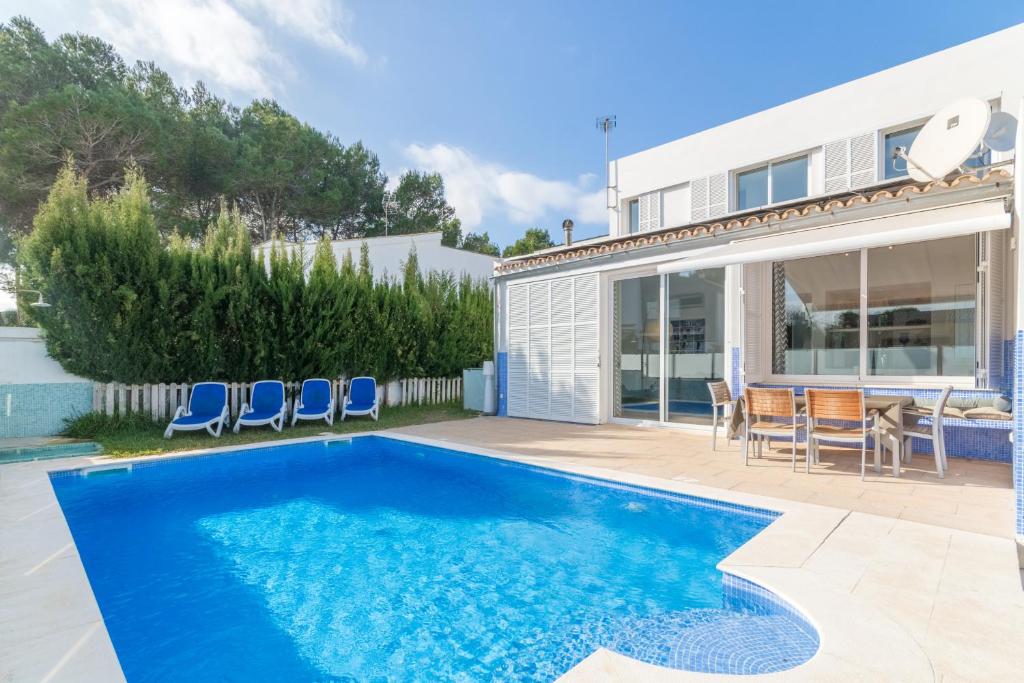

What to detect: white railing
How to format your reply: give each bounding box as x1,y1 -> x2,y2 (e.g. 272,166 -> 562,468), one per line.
91,377 -> 463,422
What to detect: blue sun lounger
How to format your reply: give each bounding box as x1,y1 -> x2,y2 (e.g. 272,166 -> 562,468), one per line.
341,376 -> 379,421
291,378 -> 335,426
163,382 -> 230,438
233,380 -> 287,433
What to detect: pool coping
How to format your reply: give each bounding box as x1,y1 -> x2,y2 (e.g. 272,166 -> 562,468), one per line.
0,430 -> 935,682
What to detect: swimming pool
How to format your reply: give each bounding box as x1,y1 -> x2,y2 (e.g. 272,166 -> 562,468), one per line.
51,435 -> 818,681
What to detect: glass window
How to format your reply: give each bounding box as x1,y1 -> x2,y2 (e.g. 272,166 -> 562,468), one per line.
771,252 -> 861,375
614,275 -> 661,418
628,199 -> 640,234
737,156 -> 808,211
885,124 -> 990,179
771,156 -> 809,203
666,269 -> 725,425
884,126 -> 922,179
867,237 -> 976,376
736,166 -> 768,210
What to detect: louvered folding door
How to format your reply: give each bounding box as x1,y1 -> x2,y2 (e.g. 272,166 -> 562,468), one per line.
505,274 -> 600,423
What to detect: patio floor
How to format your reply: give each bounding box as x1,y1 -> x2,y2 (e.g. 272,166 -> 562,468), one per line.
396,416 -> 1015,537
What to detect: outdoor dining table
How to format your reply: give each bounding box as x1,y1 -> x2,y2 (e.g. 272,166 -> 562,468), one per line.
728,394 -> 914,476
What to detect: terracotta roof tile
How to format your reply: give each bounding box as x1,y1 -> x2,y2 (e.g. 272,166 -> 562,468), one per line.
496,169 -> 1012,275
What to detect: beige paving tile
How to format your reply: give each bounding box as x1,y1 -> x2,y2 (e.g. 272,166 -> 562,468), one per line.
729,480 -> 816,503
899,507 -> 1013,536
1,619 -> 125,683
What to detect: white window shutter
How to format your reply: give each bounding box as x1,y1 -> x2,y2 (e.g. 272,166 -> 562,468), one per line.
527,281 -> 551,419
637,192 -> 661,231
637,193 -> 651,231
823,132 -> 877,194
742,262 -> 765,383
849,132 -> 876,188
548,278 -> 575,421
507,284 -> 529,417
572,273 -> 600,423
648,192 -> 661,230
689,174 -> 726,221
690,176 -> 709,221
824,139 -> 850,193
707,173 -> 728,218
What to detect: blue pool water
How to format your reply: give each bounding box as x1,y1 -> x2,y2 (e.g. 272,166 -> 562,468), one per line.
51,436 -> 818,681
0,440 -> 101,464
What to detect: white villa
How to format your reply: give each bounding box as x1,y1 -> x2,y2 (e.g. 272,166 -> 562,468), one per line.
491,25 -> 1024,536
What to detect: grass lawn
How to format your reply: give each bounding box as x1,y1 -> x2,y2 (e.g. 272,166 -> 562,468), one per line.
65,402 -> 477,458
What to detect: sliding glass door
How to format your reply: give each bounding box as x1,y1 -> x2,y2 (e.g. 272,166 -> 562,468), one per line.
613,269 -> 726,425
613,276 -> 661,419
666,269 -> 725,424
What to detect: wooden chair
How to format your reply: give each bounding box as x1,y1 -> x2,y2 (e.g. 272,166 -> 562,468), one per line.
743,387 -> 802,470
706,380 -> 736,450
901,386 -> 952,479
804,389 -> 875,479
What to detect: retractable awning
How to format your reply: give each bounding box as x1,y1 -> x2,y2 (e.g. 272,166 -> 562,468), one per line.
657,199 -> 1009,275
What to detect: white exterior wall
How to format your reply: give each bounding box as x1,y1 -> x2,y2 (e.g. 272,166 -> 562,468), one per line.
609,23 -> 1024,235
0,328 -> 88,384
261,232 -> 495,283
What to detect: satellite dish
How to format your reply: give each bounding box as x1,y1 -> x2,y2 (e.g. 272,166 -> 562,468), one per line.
906,98 -> 990,182
983,111 -> 1018,152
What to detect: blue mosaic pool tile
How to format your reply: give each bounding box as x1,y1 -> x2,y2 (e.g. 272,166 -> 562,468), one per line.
496,351 -> 508,417
1013,330 -> 1023,538
568,573 -> 819,675
1002,338 -> 1015,395
730,347 -> 741,397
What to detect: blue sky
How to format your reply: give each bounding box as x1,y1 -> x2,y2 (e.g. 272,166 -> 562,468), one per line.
8,0 -> 1024,248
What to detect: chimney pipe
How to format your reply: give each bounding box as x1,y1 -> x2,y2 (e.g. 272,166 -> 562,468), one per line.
562,218 -> 574,246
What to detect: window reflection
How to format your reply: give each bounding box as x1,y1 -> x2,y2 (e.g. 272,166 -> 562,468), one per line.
772,253 -> 860,375
736,166 -> 769,210
885,124 -> 990,179
771,156 -> 808,203
867,237 -> 976,376
614,276 -> 661,418
884,126 -> 922,179
737,156 -> 808,211
666,269 -> 725,425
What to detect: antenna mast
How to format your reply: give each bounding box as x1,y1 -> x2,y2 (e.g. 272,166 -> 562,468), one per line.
382,190 -> 399,236
596,115 -> 616,208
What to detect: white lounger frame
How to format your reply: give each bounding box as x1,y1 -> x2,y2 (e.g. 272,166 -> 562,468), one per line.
291,378 -> 335,427
341,377 -> 379,422
233,380 -> 288,433
163,382 -> 230,439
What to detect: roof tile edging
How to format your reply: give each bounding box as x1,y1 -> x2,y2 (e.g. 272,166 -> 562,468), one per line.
496,169 -> 1012,275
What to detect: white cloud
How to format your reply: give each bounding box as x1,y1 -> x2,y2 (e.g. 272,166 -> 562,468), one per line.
89,0 -> 367,97
239,0 -> 366,66
403,143 -> 607,231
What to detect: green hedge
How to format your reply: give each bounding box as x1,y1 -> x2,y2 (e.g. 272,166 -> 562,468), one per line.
19,165 -> 493,383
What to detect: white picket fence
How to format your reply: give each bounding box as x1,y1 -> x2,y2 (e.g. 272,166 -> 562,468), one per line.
91,377 -> 463,422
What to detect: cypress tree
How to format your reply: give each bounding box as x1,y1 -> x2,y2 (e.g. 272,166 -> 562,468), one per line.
21,165 -> 495,385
